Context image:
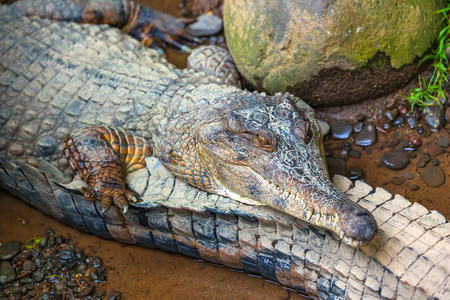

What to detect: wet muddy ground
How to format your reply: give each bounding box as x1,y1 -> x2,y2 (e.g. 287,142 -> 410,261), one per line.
1,0 -> 450,299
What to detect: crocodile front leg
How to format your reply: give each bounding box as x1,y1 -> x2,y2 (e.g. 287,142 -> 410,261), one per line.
10,0 -> 199,52
63,126 -> 153,213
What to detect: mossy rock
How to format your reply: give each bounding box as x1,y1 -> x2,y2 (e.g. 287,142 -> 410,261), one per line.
224,0 -> 444,106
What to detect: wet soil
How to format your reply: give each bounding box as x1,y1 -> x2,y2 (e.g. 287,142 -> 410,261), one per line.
0,192 -> 304,300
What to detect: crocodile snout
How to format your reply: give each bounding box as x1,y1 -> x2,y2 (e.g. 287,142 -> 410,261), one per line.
338,205 -> 378,245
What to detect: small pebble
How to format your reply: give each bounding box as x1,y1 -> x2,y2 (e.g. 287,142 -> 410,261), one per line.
391,177 -> 404,185
381,120 -> 393,131
354,123 -> 377,146
329,120 -> 353,140
420,166 -> 446,187
317,119 -> 330,137
431,158 -> 439,166
409,136 -> 422,146
108,290 -> 122,300
387,139 -> 400,148
186,14 -> 223,36
326,157 -> 346,178
427,144 -> 446,157
398,105 -> 408,114
337,149 -> 349,161
406,116 -> 419,129
423,105 -> 446,130
364,147 -> 373,155
393,116 -> 405,127
324,146 -> 333,157
382,108 -> 399,122
353,122 -> 363,133
349,149 -> 361,159
348,166 -> 365,180
0,241 -> 21,261
0,261 -> 16,284
437,137 -> 450,148
417,153 -> 431,168
417,126 -> 424,134
381,149 -> 410,170
400,172 -> 414,180
409,184 -> 420,191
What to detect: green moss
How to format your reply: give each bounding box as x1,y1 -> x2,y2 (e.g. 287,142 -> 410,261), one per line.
224,0 -> 445,95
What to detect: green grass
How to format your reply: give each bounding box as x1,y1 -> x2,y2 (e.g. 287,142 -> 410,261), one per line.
404,3 -> 450,109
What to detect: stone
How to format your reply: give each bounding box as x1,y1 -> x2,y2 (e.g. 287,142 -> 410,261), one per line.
382,109 -> 399,122
349,149 -> 361,159
431,158 -> 439,166
423,105 -> 446,130
0,241 -> 21,261
353,122 -> 363,133
409,136 -> 422,146
437,137 -> 450,148
400,172 -> 414,181
326,157 -> 346,178
417,153 -> 431,168
406,116 -> 419,129
186,13 -> 223,36
329,120 -> 353,140
317,119 -> 330,137
391,177 -> 404,186
420,166 -> 445,187
0,261 -> 16,284
224,0 -> 444,106
354,123 -> 377,146
393,116 -> 405,127
426,144 -> 446,157
381,150 -> 410,170
409,184 -> 420,191
446,107 -> 450,121
348,166 -> 364,180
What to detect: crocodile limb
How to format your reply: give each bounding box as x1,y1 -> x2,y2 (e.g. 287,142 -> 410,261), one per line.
0,2 -> 449,298
9,0 -> 200,52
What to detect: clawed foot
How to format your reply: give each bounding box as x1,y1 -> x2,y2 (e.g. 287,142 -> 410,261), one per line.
82,181 -> 137,214
125,6 -> 201,53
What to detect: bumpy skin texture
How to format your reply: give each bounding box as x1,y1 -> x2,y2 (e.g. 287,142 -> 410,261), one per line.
0,2 -> 449,299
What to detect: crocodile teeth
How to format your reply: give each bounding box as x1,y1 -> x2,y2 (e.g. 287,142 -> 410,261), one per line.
305,208 -> 314,220
339,229 -> 345,240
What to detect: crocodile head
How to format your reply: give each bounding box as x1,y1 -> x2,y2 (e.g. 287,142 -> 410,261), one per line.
163,92 -> 377,247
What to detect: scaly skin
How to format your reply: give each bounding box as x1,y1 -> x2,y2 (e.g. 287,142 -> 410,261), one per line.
1,2 -> 449,299
0,0 -> 376,247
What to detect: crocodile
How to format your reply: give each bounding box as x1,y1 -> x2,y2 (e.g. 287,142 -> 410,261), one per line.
0,1 -> 449,299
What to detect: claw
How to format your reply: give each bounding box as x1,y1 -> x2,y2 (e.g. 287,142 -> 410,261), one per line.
123,205 -> 129,214
180,45 -> 192,53
101,195 -> 112,213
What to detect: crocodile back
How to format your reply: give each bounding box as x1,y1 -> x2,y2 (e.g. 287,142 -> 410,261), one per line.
0,5 -> 184,169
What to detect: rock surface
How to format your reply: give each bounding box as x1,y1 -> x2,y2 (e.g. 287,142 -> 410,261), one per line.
381,149 -> 410,170
224,0 -> 444,106
0,241 -> 21,261
186,14 -> 223,36
420,166 -> 445,187
354,123 -> 377,146
329,120 -> 353,140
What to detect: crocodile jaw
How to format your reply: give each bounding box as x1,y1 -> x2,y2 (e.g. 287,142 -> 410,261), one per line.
195,96 -> 377,246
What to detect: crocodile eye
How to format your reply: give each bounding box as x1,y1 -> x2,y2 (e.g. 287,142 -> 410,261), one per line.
257,134 -> 269,146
